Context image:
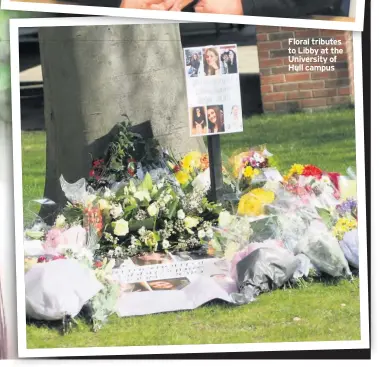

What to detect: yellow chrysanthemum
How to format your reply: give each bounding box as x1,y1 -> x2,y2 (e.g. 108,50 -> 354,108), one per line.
182,151 -> 202,172
237,188 -> 275,216
175,170 -> 190,185
243,166 -> 260,179
230,151 -> 250,178
289,163 -> 305,176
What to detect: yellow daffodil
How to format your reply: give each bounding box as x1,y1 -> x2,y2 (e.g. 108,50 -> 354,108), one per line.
243,166 -> 260,179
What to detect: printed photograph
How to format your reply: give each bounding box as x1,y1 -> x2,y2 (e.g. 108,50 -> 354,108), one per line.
184,48 -> 203,78
190,106 -> 207,136
206,105 -> 225,133
203,47 -> 221,76
13,19 -> 367,356
220,45 -> 238,75
2,1 -> 363,31
147,277 -> 190,291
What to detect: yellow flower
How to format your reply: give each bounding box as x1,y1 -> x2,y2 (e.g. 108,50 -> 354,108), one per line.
237,188 -> 275,216
175,170 -> 190,185
243,166 -> 260,179
182,151 -> 202,172
289,163 -> 305,176
333,217 -> 357,240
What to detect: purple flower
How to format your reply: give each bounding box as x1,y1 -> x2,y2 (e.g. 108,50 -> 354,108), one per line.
337,199 -> 357,215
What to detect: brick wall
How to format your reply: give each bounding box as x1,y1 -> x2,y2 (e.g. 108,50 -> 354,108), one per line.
256,26 -> 354,113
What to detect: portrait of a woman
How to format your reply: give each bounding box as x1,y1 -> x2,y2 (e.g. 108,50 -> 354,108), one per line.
189,53 -> 201,77
207,105 -> 225,134
227,49 -> 238,74
203,48 -> 221,76
191,107 -> 207,135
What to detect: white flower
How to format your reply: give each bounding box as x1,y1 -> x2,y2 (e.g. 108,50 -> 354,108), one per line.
253,152 -> 264,163
138,226 -> 146,236
184,216 -> 199,229
110,204 -> 123,219
192,168 -> 211,192
114,246 -> 123,256
205,228 -> 214,239
107,249 -> 115,257
113,219 -> 129,236
104,187 -> 114,199
218,211 -> 232,228
134,189 -> 151,203
177,209 -> 186,220
147,202 -> 159,217
98,199 -> 111,211
55,215 -> 66,229
162,240 -> 170,249
198,229 -> 206,239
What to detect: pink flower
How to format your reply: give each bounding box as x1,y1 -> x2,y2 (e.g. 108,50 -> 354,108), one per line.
42,226 -> 86,255
43,228 -> 63,253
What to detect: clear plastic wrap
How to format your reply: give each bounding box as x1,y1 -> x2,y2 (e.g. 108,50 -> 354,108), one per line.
25,259 -> 103,321
296,220 -> 352,278
340,229 -> 359,269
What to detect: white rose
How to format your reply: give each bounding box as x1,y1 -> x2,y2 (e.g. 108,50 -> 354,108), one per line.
184,216 -> 199,229
55,214 -> 66,229
198,229 -> 206,239
162,240 -> 170,249
147,202 -> 159,217
177,209 -> 186,220
113,219 -> 129,237
98,199 -> 111,211
218,211 -> 232,228
110,204 -> 123,219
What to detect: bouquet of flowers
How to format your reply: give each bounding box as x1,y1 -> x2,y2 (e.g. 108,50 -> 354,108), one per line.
224,145 -> 277,195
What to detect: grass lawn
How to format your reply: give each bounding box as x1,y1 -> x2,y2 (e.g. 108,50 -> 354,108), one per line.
22,108 -> 360,348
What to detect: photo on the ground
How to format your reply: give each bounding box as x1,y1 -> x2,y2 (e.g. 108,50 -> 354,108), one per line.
11,17 -> 368,358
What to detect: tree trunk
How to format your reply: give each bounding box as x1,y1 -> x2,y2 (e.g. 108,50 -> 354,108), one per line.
38,24 -> 205,215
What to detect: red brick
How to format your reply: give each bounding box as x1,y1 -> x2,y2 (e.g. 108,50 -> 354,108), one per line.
262,92 -> 286,103
312,89 -> 338,98
261,84 -> 273,94
259,58 -> 284,68
258,50 -> 270,59
268,31 -> 295,41
320,29 -> 346,37
257,33 -> 268,42
258,41 -> 282,51
271,66 -> 291,75
260,68 -> 272,76
274,101 -> 301,112
338,87 -> 352,96
294,29 -> 320,38
256,26 -> 280,33
301,98 -> 327,108
261,74 -> 285,84
324,78 -> 350,88
286,90 -> 312,100
326,96 -> 352,105
298,81 -> 325,90
273,83 -> 299,92
311,71 -> 338,80
285,73 -> 311,82
263,102 -> 276,112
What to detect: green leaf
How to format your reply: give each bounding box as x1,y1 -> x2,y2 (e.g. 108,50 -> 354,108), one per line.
128,218 -> 155,231
316,207 -> 334,229
139,173 -> 153,192
167,198 -> 179,219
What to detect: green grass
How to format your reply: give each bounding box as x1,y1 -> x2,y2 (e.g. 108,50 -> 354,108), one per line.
23,108 -> 360,348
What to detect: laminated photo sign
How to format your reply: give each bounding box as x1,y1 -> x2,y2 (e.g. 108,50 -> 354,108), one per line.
183,44 -> 244,137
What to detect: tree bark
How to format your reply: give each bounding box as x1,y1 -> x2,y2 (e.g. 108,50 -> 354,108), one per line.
38,24 -> 205,214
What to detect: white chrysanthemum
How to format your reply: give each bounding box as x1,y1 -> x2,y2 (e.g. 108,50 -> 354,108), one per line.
55,214 -> 66,229
162,240 -> 170,249
138,226 -> 146,236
